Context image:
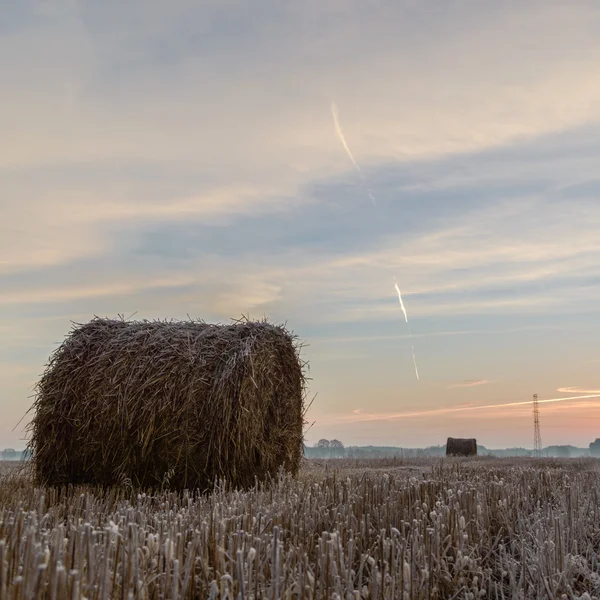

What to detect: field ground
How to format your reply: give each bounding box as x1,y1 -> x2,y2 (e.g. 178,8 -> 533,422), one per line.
1,457 -> 600,598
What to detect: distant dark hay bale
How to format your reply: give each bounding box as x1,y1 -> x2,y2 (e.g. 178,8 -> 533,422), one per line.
446,437 -> 477,457
28,317 -> 307,490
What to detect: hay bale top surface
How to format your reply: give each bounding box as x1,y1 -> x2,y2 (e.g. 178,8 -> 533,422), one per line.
30,317 -> 307,490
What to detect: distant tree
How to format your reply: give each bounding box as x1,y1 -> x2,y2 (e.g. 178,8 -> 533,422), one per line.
329,439 -> 345,458
1,448 -> 17,460
590,439 -> 600,457
315,439 -> 330,458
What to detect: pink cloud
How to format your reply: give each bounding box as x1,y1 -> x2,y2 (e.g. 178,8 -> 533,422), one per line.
331,393 -> 600,424
557,386 -> 600,394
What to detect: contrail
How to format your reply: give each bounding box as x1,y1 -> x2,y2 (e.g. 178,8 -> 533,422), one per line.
331,101 -> 377,206
331,102 -> 361,174
331,100 -> 419,381
412,351 -> 420,381
394,281 -> 420,381
394,282 -> 409,323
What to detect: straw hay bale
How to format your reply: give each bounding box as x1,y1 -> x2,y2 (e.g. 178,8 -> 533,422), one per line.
446,437 -> 477,457
29,317 -> 307,490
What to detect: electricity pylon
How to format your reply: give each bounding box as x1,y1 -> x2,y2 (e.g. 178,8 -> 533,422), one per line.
533,393 -> 542,458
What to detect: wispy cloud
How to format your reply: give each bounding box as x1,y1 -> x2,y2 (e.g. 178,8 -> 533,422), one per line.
4,187 -> 600,323
447,379 -> 490,389
0,275 -> 197,306
1,181 -> 309,275
5,2 -> 600,171
331,394 -> 600,425
311,325 -> 561,345
557,386 -> 600,394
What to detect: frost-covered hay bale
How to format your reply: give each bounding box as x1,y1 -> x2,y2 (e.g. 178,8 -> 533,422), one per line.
29,317 -> 307,490
446,437 -> 477,457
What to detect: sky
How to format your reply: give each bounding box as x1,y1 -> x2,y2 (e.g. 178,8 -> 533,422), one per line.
2,0 -> 600,450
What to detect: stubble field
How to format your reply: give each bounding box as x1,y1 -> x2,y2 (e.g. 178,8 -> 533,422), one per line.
1,457 -> 599,599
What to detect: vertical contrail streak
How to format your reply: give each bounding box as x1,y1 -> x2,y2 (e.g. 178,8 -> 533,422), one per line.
394,282 -> 409,324
394,281 -> 420,381
412,351 -> 420,381
331,102 -> 377,207
331,99 -> 420,381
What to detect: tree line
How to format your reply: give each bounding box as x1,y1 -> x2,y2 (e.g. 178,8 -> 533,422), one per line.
312,439 -> 345,458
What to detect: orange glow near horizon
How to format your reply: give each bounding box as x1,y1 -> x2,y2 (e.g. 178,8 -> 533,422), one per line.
332,394 -> 600,424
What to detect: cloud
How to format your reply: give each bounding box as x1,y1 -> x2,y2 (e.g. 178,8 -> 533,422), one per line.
327,393 -> 600,425
4,1 -> 600,173
0,274 -> 197,306
447,379 -> 490,389
3,1 -> 600,447
3,173 -> 600,326
0,179 -> 310,275
311,325 -> 560,345
557,386 -> 600,394
3,1 -> 600,298
258,192 -> 600,324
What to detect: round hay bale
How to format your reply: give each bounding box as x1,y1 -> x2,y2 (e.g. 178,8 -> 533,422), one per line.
28,317 -> 307,490
445,437 -> 477,457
